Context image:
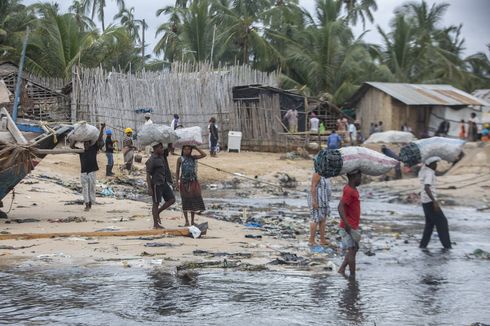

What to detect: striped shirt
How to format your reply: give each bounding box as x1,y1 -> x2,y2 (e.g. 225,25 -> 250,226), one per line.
307,176 -> 332,208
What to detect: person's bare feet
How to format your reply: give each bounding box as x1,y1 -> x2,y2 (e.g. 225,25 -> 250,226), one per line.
153,224 -> 165,229
320,240 -> 330,246
338,268 -> 347,277
184,222 -> 190,227
308,241 -> 317,246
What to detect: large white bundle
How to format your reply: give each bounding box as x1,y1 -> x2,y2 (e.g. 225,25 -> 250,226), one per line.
315,146 -> 398,177
415,137 -> 465,163
138,124 -> 179,146
340,147 -> 399,176
174,126 -> 203,147
68,122 -> 99,144
364,131 -> 416,144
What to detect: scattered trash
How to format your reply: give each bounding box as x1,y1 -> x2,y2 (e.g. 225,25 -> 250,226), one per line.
471,249 -> 490,260
188,225 -> 201,239
0,244 -> 36,250
150,259 -> 163,265
100,187 -> 115,197
48,216 -> 87,223
95,226 -> 120,232
11,218 -> 40,224
310,245 -> 326,254
37,253 -> 70,261
245,234 -> 262,239
144,242 -> 176,248
244,222 -> 262,228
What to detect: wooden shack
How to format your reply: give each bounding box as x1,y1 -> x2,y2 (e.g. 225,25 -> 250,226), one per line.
0,62 -> 69,122
346,82 -> 487,137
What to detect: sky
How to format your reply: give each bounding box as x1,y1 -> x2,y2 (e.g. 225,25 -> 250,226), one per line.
24,0 -> 490,58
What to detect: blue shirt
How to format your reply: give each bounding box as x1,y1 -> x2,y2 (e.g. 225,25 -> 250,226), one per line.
327,133 -> 342,149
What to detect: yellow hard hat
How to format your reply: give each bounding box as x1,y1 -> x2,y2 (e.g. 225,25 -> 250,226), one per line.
125,127 -> 133,134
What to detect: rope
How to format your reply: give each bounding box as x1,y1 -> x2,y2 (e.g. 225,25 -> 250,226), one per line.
197,161 -> 308,195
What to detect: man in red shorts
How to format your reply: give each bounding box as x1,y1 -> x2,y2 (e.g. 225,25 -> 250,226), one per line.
337,170 -> 362,278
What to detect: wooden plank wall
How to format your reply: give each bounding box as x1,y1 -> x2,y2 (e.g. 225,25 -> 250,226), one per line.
356,88 -> 392,136
71,63 -> 279,147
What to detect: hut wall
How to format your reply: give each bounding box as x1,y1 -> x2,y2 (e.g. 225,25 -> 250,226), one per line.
230,93 -> 285,151
71,63 -> 279,147
356,88 -> 392,136
391,99 -> 420,134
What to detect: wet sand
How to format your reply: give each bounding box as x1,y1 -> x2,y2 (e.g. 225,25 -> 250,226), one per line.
1,149 -> 488,269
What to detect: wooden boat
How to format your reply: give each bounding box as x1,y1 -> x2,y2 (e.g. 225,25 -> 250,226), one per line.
0,107 -> 78,218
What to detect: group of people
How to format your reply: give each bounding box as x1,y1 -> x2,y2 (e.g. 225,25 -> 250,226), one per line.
459,112 -> 489,141
74,113 -> 220,219
308,153 -> 451,278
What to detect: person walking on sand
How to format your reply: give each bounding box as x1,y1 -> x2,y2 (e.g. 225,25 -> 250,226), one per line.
122,128 -> 136,173
419,157 -> 452,249
209,117 -> 219,157
104,129 -> 116,176
338,170 -> 362,278
71,124 -> 105,211
146,143 -> 175,229
176,145 -> 207,226
308,172 -> 332,246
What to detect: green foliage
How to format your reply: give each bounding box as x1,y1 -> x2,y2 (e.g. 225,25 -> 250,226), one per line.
0,0 -> 488,104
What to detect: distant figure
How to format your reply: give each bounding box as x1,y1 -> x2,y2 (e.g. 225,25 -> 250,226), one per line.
308,172 -> 332,246
171,114 -> 180,130
381,145 -> 401,179
104,129 -> 115,177
310,113 -> 320,133
458,120 -> 466,139
327,130 -> 342,149
369,122 -> 375,135
144,113 -> 153,125
209,117 -> 219,157
419,157 -> 451,249
401,123 -> 412,133
319,120 -> 326,134
146,143 -> 175,229
355,121 -> 364,143
338,170 -> 362,278
123,128 -> 136,173
436,120 -> 450,137
176,145 -> 207,226
373,123 -> 380,133
378,121 -> 384,132
284,108 -> 298,133
348,122 -> 357,146
71,124 -> 105,211
468,112 -> 479,141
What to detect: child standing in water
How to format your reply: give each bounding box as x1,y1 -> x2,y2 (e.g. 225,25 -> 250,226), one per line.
308,172 -> 332,246
176,145 -> 207,226
338,170 -> 362,278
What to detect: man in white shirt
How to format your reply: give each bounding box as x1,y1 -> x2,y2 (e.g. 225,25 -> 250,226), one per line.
309,113 -> 320,133
284,108 -> 298,133
348,123 -> 357,146
144,113 -> 153,125
418,156 -> 451,249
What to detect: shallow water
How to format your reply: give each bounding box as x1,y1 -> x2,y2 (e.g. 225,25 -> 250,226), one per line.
1,197 -> 489,325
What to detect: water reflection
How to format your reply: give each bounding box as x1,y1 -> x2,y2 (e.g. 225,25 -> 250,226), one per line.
338,279 -> 363,325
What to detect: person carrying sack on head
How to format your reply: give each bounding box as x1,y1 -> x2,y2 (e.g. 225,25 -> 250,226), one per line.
418,156 -> 452,249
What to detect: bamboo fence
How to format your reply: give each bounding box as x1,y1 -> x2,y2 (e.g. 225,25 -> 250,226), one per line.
71,62 -> 279,147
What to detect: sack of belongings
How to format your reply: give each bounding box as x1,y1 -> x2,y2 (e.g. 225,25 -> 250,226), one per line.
174,126 -> 203,147
138,124 -> 179,146
399,137 -> 465,166
314,146 -> 399,177
67,122 -> 99,145
364,131 -> 416,144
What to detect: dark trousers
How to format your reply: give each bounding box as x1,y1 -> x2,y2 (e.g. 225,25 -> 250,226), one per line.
421,203 -> 452,249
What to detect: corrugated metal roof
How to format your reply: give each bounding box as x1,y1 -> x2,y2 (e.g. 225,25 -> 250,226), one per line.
365,82 -> 489,106
472,89 -> 490,103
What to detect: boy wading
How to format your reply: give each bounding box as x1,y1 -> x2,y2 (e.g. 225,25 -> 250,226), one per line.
146,143 -> 175,229
419,156 -> 451,249
338,170 -> 362,278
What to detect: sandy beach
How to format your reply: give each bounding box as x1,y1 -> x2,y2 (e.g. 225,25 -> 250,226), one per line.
2,144 -> 489,270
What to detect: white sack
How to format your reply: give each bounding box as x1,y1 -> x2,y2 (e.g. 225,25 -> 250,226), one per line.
364,131 -> 416,144
138,123 -> 179,146
340,146 -> 399,176
68,122 -> 99,145
174,126 -> 203,147
415,137 -> 465,163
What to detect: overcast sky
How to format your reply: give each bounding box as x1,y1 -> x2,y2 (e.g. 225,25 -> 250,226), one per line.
24,0 -> 489,57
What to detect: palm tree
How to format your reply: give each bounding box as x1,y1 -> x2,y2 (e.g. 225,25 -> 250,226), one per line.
281,0 -> 388,103
340,0 -> 377,28
69,0 -> 95,31
81,0 -> 125,31
0,0 -> 35,60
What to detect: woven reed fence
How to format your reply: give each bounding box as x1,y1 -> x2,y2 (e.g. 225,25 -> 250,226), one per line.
71,62 -> 279,147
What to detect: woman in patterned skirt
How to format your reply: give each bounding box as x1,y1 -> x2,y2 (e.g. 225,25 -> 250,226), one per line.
176,145 -> 207,226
